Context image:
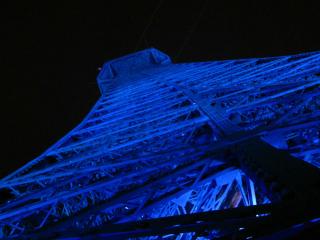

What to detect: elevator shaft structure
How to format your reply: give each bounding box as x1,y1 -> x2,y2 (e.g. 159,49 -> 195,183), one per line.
0,49 -> 319,239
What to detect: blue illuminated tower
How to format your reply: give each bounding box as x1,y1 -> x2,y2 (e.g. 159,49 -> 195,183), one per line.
0,49 -> 319,239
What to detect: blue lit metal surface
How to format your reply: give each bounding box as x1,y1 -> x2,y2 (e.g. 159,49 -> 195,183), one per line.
0,48 -> 319,239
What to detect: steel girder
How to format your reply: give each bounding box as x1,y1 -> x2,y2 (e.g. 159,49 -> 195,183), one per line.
0,48 -> 319,239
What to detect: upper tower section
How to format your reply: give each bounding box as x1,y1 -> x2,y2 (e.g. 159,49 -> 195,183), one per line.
97,48 -> 172,95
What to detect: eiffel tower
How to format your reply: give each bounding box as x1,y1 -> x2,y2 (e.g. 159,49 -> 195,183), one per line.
0,48 -> 319,239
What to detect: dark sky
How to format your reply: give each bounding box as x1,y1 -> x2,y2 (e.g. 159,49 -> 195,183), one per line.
1,1 -> 320,178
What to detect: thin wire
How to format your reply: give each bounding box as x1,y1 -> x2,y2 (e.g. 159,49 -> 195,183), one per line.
134,0 -> 164,51
175,0 -> 208,61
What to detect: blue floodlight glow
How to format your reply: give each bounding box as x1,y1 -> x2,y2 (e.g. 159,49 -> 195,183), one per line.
0,48 -> 319,239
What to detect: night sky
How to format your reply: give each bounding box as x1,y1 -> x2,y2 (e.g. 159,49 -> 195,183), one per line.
2,1 -> 320,178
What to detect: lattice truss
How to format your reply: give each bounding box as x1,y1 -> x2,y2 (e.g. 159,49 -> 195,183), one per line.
0,49 -> 319,238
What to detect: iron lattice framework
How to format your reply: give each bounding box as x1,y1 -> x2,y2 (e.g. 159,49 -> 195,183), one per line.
0,49 -> 319,239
